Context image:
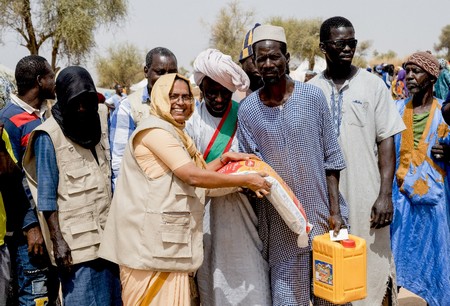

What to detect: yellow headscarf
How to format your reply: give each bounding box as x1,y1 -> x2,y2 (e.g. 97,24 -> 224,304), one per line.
150,73 -> 206,169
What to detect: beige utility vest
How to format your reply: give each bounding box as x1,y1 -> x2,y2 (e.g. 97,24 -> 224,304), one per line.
127,89 -> 150,126
23,110 -> 111,266
99,115 -> 205,272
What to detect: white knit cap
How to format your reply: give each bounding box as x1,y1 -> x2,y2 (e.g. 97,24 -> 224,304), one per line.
252,24 -> 287,46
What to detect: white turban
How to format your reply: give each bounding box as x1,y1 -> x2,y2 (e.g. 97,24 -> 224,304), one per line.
193,49 -> 250,93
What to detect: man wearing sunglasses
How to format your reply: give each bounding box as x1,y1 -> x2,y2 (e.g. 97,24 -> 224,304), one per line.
309,16 -> 405,306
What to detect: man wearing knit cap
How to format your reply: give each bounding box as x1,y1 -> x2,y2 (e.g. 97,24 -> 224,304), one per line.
309,16 -> 405,306
185,48 -> 271,306
239,23 -> 264,93
237,24 -> 348,305
390,50 -> 450,306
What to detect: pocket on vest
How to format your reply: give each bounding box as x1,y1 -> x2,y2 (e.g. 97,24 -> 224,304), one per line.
59,202 -> 101,250
64,166 -> 99,195
172,180 -> 202,212
144,211 -> 193,259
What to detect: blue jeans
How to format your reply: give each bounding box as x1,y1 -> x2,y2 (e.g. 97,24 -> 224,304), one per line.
8,235 -> 59,306
59,258 -> 121,306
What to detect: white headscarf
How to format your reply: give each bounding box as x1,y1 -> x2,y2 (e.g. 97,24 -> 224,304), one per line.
193,49 -> 250,93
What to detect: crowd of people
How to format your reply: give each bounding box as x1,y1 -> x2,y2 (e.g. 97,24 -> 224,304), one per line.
0,15 -> 448,306
366,56 -> 450,104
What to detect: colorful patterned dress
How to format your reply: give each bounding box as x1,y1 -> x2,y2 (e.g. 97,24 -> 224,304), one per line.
391,97 -> 450,306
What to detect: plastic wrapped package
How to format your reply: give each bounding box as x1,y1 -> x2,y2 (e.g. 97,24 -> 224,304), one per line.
217,159 -> 312,247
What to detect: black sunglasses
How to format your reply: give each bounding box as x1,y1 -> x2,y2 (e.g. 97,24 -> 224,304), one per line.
323,39 -> 358,49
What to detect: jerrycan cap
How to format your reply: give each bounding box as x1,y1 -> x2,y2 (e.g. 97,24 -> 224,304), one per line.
341,239 -> 356,248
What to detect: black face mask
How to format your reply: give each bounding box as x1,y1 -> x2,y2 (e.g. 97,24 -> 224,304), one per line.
52,66 -> 101,149
60,105 -> 101,149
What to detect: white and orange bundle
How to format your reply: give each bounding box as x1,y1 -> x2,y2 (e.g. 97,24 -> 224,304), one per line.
218,159 -> 312,247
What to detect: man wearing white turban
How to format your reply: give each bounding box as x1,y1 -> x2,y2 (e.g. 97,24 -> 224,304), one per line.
193,48 -> 250,94
185,48 -> 271,306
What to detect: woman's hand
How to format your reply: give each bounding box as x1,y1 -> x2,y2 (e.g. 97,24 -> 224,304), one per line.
220,152 -> 260,164
242,172 -> 271,198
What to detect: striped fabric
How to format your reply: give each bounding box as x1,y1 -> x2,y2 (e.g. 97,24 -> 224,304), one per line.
137,272 -> 170,305
0,98 -> 44,164
120,267 -> 190,306
108,98 -> 135,190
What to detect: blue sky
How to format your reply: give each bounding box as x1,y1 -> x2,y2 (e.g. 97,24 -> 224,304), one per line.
0,0 -> 449,82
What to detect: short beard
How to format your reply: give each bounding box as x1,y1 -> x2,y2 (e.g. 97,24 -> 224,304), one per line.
262,76 -> 281,85
249,75 -> 264,91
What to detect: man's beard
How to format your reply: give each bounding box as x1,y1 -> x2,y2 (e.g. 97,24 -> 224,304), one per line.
249,75 -> 264,91
262,75 -> 281,85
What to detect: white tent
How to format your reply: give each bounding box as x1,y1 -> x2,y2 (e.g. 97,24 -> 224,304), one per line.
129,78 -> 147,93
290,56 -> 326,82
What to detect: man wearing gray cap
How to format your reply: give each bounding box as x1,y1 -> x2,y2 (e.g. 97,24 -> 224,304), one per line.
237,24 -> 348,305
185,48 -> 271,306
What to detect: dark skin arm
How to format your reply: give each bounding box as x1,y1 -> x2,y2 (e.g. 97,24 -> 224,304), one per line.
370,137 -> 395,229
43,211 -> 72,274
326,170 -> 344,236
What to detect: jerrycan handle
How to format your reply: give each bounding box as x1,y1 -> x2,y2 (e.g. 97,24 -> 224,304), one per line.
340,239 -> 356,248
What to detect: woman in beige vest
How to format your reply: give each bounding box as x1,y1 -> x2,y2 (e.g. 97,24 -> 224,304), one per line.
99,73 -> 271,306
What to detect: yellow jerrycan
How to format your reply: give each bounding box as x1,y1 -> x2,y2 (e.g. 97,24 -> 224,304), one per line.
312,233 -> 367,304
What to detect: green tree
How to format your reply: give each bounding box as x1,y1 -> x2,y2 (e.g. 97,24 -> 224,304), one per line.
207,0 -> 254,62
373,50 -> 397,61
268,17 -> 322,71
353,40 -> 373,68
435,24 -> 450,59
0,0 -> 127,70
95,43 -> 142,89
